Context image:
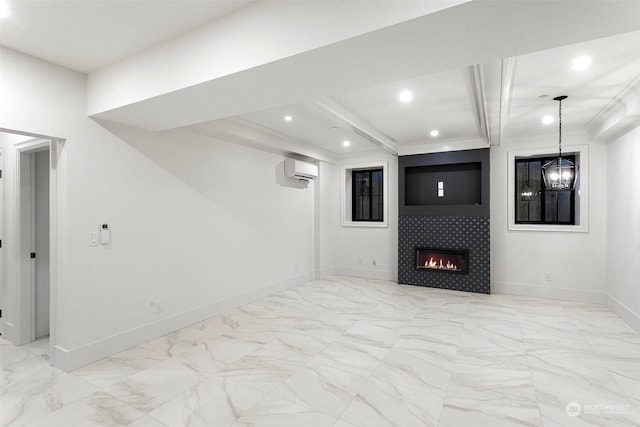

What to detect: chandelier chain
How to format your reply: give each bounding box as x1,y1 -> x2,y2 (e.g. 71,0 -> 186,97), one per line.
558,97 -> 562,157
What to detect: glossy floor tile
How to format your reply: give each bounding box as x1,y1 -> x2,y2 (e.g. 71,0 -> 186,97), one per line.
1,276 -> 639,426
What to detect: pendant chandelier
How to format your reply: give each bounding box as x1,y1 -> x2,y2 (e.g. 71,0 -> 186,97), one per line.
541,95 -> 577,191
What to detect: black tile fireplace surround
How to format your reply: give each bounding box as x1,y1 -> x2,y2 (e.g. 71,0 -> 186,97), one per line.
399,216 -> 490,293
398,149 -> 490,294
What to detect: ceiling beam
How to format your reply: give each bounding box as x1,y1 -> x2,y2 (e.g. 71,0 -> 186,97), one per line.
468,64 -> 491,145
186,117 -> 337,164
497,57 -> 517,146
306,98 -> 398,155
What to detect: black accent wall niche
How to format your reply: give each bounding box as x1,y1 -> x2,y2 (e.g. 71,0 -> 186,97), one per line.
398,149 -> 490,294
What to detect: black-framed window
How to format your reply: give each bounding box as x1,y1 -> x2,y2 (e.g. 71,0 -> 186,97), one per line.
515,155 -> 575,225
352,168 -> 383,222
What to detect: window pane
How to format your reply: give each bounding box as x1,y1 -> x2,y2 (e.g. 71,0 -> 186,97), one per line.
355,173 -> 369,197
515,155 -> 575,225
516,161 -> 529,222
372,170 -> 383,196
352,169 -> 383,222
544,191 -> 558,222
557,191 -> 571,222
527,162 -> 542,222
372,195 -> 382,221
358,195 -> 370,220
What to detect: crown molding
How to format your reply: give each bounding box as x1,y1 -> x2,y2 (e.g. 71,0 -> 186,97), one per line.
585,75 -> 640,143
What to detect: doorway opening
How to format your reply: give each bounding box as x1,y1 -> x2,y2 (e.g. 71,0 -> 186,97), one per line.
30,149 -> 51,346
1,129 -> 62,366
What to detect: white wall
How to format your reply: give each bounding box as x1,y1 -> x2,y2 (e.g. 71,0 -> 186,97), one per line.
314,161 -> 338,279
491,137 -> 608,303
333,151 -> 398,281
606,126 -> 640,332
1,47 -> 315,370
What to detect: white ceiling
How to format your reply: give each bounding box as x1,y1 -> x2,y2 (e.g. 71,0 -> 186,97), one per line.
1,1 -> 639,159
505,31 -> 640,140
232,30 -> 640,156
0,0 -> 253,72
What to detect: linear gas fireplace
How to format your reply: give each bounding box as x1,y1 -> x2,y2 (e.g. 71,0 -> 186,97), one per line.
416,248 -> 468,274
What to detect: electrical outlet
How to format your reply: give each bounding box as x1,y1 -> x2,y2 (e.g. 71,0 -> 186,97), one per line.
373,259 -> 382,267
357,258 -> 362,265
149,300 -> 163,313
294,264 -> 299,273
545,273 -> 552,282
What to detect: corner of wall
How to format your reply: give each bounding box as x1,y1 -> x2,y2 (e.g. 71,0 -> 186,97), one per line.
606,293 -> 640,334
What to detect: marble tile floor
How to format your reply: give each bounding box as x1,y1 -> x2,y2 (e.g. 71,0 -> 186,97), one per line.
1,276 -> 639,426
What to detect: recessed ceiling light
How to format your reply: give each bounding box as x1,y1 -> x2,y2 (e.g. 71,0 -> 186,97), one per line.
398,90 -> 413,103
284,115 -> 293,122
342,140 -> 351,147
571,56 -> 592,71
542,115 -> 554,125
430,130 -> 440,137
0,1 -> 10,19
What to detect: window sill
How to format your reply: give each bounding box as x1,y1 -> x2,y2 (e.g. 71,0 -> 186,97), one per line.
508,223 -> 588,233
341,221 -> 388,228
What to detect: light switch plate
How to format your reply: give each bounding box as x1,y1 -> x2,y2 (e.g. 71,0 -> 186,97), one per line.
89,232 -> 99,246
100,224 -> 110,244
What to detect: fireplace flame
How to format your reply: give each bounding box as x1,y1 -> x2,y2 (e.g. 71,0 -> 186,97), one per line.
425,257 -> 458,271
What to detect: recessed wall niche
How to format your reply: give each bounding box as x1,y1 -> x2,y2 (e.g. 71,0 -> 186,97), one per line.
399,149 -> 490,217
398,148 -> 490,294
405,162 -> 481,206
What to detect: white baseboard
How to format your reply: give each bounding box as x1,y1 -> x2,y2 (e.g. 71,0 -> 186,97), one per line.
492,281 -> 606,304
52,272 -> 313,372
334,266 -> 397,282
606,294 -> 640,334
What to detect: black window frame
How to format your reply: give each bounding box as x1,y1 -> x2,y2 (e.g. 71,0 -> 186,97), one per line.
352,168 -> 384,222
515,155 -> 576,225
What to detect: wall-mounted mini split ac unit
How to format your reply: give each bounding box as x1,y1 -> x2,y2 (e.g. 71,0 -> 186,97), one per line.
285,158 -> 318,181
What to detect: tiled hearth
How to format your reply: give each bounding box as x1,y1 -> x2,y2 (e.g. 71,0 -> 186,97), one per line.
1,277 -> 639,426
